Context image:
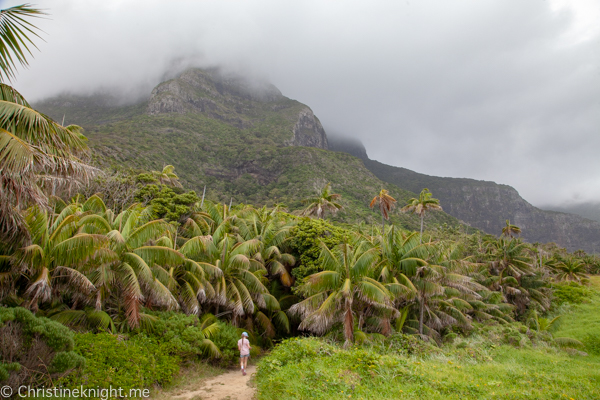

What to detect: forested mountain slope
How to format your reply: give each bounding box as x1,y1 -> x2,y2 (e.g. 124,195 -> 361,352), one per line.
36,68 -> 459,230
327,136 -> 600,253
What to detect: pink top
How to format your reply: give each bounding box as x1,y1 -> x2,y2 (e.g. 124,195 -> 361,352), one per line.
238,338 -> 251,355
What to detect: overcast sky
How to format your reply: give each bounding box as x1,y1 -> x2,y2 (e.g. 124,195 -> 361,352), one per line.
3,0 -> 599,207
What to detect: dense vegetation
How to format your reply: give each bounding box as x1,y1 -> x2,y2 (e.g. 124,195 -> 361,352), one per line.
1,4 -> 599,399
2,179 -> 599,394
257,278 -> 600,399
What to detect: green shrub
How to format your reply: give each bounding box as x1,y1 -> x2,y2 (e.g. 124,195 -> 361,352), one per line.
0,307 -> 85,390
135,184 -> 199,222
60,332 -> 179,390
552,281 -> 594,305
0,362 -> 20,382
258,337 -> 337,374
137,311 -> 219,360
211,322 -> 242,367
289,218 -> 351,283
378,333 -> 440,357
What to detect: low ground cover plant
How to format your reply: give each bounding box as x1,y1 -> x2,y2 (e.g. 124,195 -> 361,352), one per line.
0,307 -> 85,391
257,335 -> 600,400
59,332 -> 179,390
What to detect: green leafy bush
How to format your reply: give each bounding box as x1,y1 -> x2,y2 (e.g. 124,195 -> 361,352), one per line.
258,337 -> 337,374
60,332 -> 179,390
136,311 -> 220,360
211,322 -> 244,367
552,281 -> 594,305
135,184 -> 199,222
289,218 -> 351,283
0,307 -> 85,390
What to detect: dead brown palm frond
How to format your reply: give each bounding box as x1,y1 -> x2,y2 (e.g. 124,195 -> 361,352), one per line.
370,189 -> 397,233
54,266 -> 96,295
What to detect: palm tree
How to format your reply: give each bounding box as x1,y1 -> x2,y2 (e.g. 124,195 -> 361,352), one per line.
240,212 -> 296,287
301,182 -> 343,219
289,241 -> 394,347
185,233 -> 271,323
0,5 -> 96,243
78,203 -> 184,328
485,237 -> 533,283
549,256 -> 587,282
483,237 -> 550,314
370,189 -> 397,233
401,188 -> 442,243
502,219 -> 521,238
15,204 -> 106,311
0,4 -> 44,82
154,234 -> 220,316
527,310 -> 560,332
152,165 -> 182,188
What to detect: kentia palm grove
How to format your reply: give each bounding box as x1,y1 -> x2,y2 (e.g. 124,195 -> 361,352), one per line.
1,4 -> 599,399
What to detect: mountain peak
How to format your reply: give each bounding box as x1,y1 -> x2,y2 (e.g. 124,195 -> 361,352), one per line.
147,68 -> 284,116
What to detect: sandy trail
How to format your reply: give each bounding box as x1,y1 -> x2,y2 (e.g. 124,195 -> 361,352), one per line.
171,365 -> 256,400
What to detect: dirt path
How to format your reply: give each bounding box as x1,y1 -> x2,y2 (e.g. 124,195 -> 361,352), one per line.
171,365 -> 257,400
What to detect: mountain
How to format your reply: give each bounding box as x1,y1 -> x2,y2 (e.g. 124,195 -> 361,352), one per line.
540,202 -> 600,224
327,136 -> 600,253
37,67 -> 600,252
35,68 -> 460,231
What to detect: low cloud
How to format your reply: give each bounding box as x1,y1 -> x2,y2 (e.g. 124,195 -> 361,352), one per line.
5,0 -> 599,206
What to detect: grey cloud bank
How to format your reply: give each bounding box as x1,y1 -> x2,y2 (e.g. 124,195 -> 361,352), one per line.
5,0 -> 599,207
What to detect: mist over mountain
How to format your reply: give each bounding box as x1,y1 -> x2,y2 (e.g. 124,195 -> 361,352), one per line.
35,67 -> 600,253
540,202 -> 600,223
8,0 -> 600,210
36,67 -> 461,232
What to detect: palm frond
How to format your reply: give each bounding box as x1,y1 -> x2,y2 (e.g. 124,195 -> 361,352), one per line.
0,4 -> 45,81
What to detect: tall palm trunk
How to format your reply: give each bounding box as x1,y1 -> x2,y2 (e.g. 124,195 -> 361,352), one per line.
418,295 -> 425,335
419,215 -> 424,244
381,212 -> 385,234
343,298 -> 354,348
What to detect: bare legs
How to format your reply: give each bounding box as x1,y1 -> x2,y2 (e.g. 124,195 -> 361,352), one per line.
241,356 -> 248,375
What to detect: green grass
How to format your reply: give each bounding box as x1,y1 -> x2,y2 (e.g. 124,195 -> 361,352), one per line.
553,276 -> 600,355
257,338 -> 599,400
256,279 -> 600,400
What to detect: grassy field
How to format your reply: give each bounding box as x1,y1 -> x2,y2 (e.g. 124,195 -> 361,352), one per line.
256,279 -> 600,400
553,276 -> 600,355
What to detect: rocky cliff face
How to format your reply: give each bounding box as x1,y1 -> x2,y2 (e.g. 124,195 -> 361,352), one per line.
285,108 -> 328,149
34,69 -> 460,229
37,68 -> 597,251
146,68 -> 327,149
148,68 -> 284,114
364,158 -> 600,253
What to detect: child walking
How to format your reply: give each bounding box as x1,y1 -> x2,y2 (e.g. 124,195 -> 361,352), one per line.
238,332 -> 251,375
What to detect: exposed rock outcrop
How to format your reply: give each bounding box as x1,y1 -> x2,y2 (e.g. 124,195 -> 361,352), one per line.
147,68 -> 284,115
364,158 -> 600,253
285,108 -> 328,149
146,68 -> 329,149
